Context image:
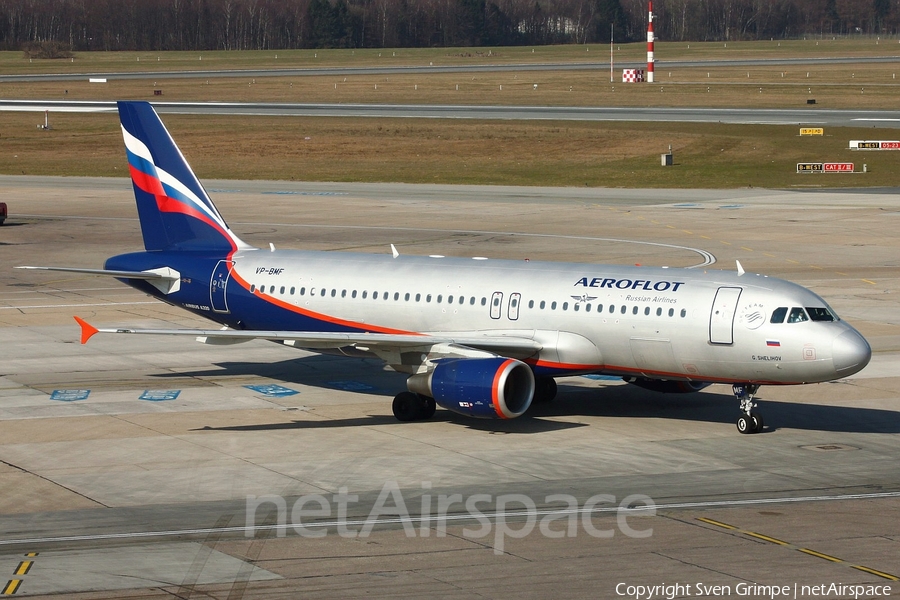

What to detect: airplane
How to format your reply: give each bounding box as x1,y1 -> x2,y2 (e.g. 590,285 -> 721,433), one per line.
19,101 -> 871,434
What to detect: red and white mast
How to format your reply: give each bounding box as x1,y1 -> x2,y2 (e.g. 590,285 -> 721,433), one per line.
647,0 -> 655,83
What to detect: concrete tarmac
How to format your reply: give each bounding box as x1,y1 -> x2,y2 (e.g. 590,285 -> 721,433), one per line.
0,177 -> 898,599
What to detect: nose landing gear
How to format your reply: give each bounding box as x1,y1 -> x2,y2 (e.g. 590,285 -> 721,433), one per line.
733,383 -> 764,434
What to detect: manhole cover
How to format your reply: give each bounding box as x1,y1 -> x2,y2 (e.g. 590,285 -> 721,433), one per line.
799,444 -> 859,452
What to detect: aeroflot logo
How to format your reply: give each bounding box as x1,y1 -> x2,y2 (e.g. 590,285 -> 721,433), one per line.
574,277 -> 685,292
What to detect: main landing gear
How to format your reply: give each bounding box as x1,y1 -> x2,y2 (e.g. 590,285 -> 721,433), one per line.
733,383 -> 764,434
533,377 -> 558,403
392,392 -> 436,421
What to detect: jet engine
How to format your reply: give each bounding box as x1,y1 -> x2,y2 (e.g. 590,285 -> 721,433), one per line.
407,357 -> 535,419
624,377 -> 710,394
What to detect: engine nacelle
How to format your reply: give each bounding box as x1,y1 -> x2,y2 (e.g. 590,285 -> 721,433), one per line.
408,357 -> 535,419
624,377 -> 710,394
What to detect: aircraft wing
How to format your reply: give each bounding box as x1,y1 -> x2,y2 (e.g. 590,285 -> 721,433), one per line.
73,317 -> 542,357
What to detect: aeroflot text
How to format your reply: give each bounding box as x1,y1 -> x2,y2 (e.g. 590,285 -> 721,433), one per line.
615,582 -> 892,599
574,277 -> 685,291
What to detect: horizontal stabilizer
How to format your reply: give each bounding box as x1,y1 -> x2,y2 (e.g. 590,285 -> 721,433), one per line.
18,266 -> 181,294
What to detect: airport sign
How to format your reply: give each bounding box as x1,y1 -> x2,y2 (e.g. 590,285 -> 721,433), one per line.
799,128 -> 824,136
797,163 -> 853,173
849,140 -> 900,150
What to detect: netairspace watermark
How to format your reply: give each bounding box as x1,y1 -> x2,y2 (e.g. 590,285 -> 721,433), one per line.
245,481 -> 656,554
616,583 -> 892,600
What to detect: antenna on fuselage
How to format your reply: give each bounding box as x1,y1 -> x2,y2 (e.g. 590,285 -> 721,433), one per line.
736,260 -> 745,276
391,244 -> 399,259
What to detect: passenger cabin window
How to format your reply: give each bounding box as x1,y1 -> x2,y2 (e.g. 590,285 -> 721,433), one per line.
787,307 -> 808,323
807,307 -> 836,322
771,307 -> 787,323
250,284 -> 256,293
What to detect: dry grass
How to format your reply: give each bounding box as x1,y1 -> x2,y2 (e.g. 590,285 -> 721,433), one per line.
4,65 -> 898,109
2,40 -> 899,186
1,38 -> 897,74
1,112 -> 894,188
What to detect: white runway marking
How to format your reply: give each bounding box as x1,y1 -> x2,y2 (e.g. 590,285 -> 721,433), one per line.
0,491 -> 896,547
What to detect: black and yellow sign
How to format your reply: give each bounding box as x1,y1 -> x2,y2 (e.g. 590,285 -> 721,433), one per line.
850,140 -> 900,150
800,128 -> 824,136
797,163 -> 823,172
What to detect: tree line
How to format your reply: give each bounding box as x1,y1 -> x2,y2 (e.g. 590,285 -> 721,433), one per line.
0,0 -> 896,53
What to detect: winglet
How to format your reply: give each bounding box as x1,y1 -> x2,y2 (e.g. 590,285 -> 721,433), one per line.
74,316 -> 99,344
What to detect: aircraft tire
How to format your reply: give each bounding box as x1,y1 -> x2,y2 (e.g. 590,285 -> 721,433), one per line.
393,392 -> 421,421
750,412 -> 764,433
534,377 -> 558,402
418,394 -> 436,419
736,414 -> 754,434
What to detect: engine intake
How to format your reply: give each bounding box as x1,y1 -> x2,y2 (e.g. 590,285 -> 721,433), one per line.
408,357 -> 535,419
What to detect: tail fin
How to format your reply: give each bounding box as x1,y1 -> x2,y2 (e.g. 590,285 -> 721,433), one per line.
117,101 -> 249,253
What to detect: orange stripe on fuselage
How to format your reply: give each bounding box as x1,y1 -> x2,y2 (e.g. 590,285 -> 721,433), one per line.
229,267 -> 422,336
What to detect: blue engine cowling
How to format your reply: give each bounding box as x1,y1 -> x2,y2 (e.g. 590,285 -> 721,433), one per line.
623,377 -> 710,394
408,357 -> 535,419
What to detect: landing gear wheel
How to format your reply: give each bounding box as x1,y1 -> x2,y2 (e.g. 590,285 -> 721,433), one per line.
418,394 -> 436,420
392,392 -> 420,421
534,377 -> 558,402
732,383 -> 763,434
750,412 -> 764,433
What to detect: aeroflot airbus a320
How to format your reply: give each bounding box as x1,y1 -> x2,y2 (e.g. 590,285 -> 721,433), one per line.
21,102 -> 871,434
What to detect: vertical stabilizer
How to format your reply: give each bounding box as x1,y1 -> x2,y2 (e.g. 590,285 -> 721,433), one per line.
117,101 -> 248,253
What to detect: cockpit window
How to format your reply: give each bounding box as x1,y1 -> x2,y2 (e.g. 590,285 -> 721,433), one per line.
806,307 -> 836,322
787,307 -> 808,323
770,307 -> 788,323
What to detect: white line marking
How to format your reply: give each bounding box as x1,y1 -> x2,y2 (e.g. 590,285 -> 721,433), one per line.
0,491 -> 896,546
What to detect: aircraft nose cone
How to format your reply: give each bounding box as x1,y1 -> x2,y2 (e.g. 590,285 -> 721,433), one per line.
832,329 -> 871,375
